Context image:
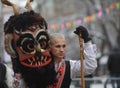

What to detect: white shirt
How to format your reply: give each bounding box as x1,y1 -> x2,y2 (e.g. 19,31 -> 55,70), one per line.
70,41 -> 97,78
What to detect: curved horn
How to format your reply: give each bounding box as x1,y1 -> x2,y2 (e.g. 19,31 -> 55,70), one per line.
1,0 -> 19,15
4,34 -> 16,58
25,0 -> 33,11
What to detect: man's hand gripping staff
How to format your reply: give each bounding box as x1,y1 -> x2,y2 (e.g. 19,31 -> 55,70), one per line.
74,26 -> 91,43
74,26 -> 91,88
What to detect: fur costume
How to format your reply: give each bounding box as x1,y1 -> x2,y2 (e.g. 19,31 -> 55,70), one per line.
2,0 -> 56,88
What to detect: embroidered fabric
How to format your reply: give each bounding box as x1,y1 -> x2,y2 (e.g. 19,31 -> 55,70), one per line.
13,73 -> 26,88
48,60 -> 66,88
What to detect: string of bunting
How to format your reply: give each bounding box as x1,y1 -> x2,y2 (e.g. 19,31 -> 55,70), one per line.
1,2 -> 120,30
49,2 -> 120,30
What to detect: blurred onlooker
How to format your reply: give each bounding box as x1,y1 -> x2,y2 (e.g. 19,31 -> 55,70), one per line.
0,57 -> 8,88
0,57 -> 13,88
0,63 -> 8,88
107,47 -> 120,88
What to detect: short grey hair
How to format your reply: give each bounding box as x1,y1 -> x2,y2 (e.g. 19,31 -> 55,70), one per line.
49,33 -> 65,45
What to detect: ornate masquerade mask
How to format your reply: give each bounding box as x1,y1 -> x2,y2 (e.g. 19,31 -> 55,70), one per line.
3,0 -> 52,68
14,26 -> 52,68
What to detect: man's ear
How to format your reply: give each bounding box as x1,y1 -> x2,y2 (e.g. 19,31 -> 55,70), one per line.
4,34 -> 16,58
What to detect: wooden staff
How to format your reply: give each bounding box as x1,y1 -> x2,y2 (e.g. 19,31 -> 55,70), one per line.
78,31 -> 85,88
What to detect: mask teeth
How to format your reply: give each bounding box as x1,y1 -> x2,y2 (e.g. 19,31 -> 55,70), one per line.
32,57 -> 35,62
44,56 -> 47,62
25,55 -> 49,66
28,59 -> 32,63
38,61 -> 41,65
41,56 -> 44,60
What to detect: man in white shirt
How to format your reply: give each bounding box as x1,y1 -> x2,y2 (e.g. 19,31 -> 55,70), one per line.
48,26 -> 97,88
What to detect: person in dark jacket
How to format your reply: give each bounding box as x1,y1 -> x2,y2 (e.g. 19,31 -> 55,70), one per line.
0,57 -> 13,88
107,47 -> 120,88
0,63 -> 8,88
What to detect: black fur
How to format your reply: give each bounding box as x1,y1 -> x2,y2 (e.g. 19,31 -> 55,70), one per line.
4,10 -> 48,34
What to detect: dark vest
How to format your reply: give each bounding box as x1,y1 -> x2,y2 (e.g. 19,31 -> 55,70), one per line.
60,61 -> 71,88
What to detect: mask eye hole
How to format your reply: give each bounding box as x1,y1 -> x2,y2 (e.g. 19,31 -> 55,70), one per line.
21,38 -> 35,53
17,34 -> 36,54
27,41 -> 34,50
38,36 -> 47,49
36,31 -> 49,49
